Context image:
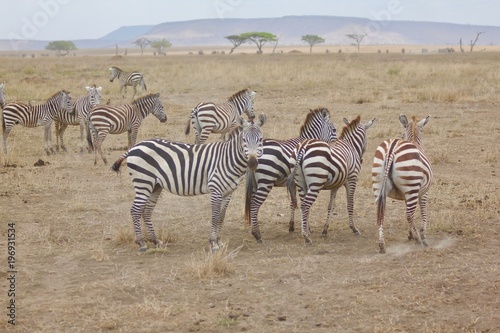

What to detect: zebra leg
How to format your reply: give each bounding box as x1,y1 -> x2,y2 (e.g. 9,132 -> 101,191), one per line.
419,193 -> 429,247
405,197 -> 423,246
55,121 -> 61,152
130,195 -> 148,252
132,85 -> 137,99
44,123 -> 54,155
143,186 -> 163,248
78,121 -> 85,153
93,130 -> 109,165
216,194 -> 232,248
300,190 -> 319,245
321,189 -> 338,236
249,186 -> 272,242
288,180 -> 298,233
2,125 -> 12,155
120,85 -> 126,98
209,191 -> 224,253
58,122 -> 69,152
345,181 -> 361,235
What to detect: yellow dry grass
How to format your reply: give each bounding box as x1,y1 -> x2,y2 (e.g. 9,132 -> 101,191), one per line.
0,49 -> 499,332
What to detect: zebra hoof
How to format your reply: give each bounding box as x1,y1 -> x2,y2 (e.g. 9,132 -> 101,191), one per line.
138,246 -> 148,252
257,239 -> 263,244
378,244 -> 386,254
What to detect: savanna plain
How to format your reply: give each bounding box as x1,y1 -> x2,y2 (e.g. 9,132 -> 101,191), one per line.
0,48 -> 499,332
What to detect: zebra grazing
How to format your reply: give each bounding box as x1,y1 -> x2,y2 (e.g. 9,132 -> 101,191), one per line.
53,85 -> 102,152
185,89 -> 256,144
0,82 -> 6,108
109,66 -> 147,98
288,116 -> 376,245
2,90 -> 72,155
88,92 -> 167,165
111,114 -> 266,253
245,107 -> 338,243
372,115 -> 432,254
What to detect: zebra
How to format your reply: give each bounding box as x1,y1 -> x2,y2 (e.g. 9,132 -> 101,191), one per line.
0,82 -> 6,109
245,107 -> 338,243
184,89 -> 256,144
53,85 -> 102,153
288,116 -> 376,245
109,66 -> 147,98
372,115 -> 432,254
111,114 -> 266,253
87,92 -> 166,165
2,90 -> 72,155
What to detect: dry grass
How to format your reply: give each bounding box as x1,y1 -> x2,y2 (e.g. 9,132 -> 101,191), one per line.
0,50 -> 499,332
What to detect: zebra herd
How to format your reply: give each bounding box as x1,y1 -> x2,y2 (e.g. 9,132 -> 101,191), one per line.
0,76 -> 433,254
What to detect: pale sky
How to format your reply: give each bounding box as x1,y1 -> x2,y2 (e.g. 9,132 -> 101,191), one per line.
2,0 -> 498,41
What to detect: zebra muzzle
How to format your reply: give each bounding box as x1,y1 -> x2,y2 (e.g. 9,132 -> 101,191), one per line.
247,155 -> 258,171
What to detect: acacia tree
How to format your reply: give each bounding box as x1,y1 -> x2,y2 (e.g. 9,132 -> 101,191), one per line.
301,34 -> 325,53
346,33 -> 367,53
45,40 -> 77,56
241,32 -> 277,54
225,35 -> 247,54
460,31 -> 485,52
134,37 -> 150,55
150,39 -> 172,55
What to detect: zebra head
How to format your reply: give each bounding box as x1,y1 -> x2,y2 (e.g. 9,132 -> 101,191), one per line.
302,108 -> 338,142
54,90 -> 72,113
239,113 -> 266,171
109,67 -> 120,82
0,81 -> 5,109
149,93 -> 167,123
399,114 -> 431,147
85,85 -> 102,107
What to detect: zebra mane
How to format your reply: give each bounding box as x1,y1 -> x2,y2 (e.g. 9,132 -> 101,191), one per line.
228,89 -> 249,102
339,115 -> 361,140
132,93 -> 159,105
300,108 -> 329,133
47,90 -> 69,101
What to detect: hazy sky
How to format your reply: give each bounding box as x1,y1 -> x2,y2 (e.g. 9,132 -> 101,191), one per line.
2,0 -> 498,41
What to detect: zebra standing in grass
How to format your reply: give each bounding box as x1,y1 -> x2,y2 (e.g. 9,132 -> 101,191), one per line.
288,116 -> 375,244
109,66 -> 147,98
372,115 -> 432,254
2,90 -> 72,155
245,107 -> 338,243
53,85 -> 102,152
0,82 -> 6,109
111,114 -> 266,253
185,89 -> 256,144
87,92 -> 167,165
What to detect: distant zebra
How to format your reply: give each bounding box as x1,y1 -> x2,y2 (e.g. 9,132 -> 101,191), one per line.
87,92 -> 167,165
53,85 -> 102,152
185,89 -> 256,144
111,114 -> 266,252
2,90 -> 72,155
109,66 -> 147,98
0,82 -> 6,109
245,107 -> 338,243
372,115 -> 432,254
288,116 -> 376,244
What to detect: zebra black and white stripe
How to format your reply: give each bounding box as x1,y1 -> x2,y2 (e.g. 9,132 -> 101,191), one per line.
185,89 -> 256,144
109,66 -> 147,98
372,115 -> 432,253
288,116 -> 376,244
87,92 -> 167,165
245,107 -> 338,243
53,85 -> 102,152
0,82 -> 6,109
2,90 -> 72,155
111,114 -> 266,252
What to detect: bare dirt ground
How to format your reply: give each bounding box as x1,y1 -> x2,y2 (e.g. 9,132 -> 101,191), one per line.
0,52 -> 499,332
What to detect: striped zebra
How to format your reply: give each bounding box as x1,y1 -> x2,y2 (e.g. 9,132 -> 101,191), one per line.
2,90 -> 72,155
87,92 -> 167,165
109,66 -> 147,98
0,82 -> 6,109
372,115 -> 432,254
288,116 -> 376,244
184,89 -> 256,144
53,85 -> 102,152
111,114 -> 266,252
245,107 -> 338,243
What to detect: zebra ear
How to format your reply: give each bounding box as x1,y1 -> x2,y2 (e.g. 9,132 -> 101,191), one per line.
238,116 -> 247,127
418,115 -> 431,128
0,82 -> 4,88
256,114 -> 266,127
343,118 -> 349,125
96,86 -> 103,93
321,108 -> 330,119
365,118 -> 376,129
85,86 -> 91,91
399,114 -> 409,128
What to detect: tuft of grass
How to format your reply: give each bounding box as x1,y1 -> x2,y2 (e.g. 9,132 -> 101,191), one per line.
188,244 -> 241,279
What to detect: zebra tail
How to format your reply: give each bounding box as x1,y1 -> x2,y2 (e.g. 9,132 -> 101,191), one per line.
376,142 -> 397,225
184,117 -> 191,136
244,168 -> 258,225
111,152 -> 128,173
286,145 -> 306,207
185,108 -> 198,136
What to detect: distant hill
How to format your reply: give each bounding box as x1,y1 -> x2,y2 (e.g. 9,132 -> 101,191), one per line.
1,16 -> 499,51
